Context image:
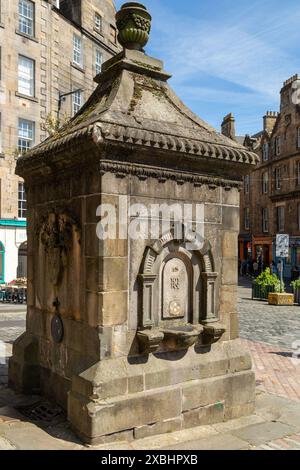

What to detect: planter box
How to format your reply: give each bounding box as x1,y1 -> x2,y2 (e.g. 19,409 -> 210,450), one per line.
252,283 -> 275,301
268,293 -> 294,306
294,287 -> 300,305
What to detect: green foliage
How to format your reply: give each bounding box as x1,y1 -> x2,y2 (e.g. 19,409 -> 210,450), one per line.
254,268 -> 282,294
291,279 -> 300,291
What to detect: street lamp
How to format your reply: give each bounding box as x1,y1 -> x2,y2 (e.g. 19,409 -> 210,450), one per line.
57,88 -> 84,126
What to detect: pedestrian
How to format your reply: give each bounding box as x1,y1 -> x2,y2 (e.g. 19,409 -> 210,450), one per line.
253,260 -> 259,277
292,265 -> 299,282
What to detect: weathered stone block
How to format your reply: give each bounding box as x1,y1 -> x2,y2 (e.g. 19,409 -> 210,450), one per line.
134,417 -> 182,440
69,387 -> 182,439
219,285 -> 238,314
182,401 -> 225,429
86,257 -> 128,292
222,187 -> 240,206
222,206 -> 240,231
99,291 -> 128,326
222,258 -> 238,285
222,231 -> 238,258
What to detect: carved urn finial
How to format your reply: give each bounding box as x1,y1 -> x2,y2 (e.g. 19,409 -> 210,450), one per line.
116,2 -> 152,51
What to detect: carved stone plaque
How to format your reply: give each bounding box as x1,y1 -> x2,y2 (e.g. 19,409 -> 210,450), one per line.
162,257 -> 188,319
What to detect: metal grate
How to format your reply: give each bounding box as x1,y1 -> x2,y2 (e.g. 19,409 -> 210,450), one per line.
17,400 -> 65,427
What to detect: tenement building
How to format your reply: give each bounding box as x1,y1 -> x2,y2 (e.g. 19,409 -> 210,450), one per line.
228,75 -> 300,280
0,0 -> 119,283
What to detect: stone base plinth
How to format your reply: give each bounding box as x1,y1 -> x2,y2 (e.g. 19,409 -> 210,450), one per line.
68,339 -> 255,444
268,293 -> 294,306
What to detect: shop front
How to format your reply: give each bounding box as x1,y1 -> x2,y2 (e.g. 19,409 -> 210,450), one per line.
252,237 -> 273,269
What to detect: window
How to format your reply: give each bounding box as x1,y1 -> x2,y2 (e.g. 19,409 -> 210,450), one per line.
72,89 -> 82,115
275,136 -> 281,156
73,34 -> 82,66
18,118 -> 34,153
277,206 -> 285,232
95,12 -> 102,32
262,172 -> 269,194
263,142 -> 269,161
95,49 -> 103,75
18,55 -> 35,97
18,182 -> 27,219
109,24 -> 117,44
244,208 -> 250,230
298,203 -> 300,230
275,167 -> 281,190
244,175 -> 250,194
19,0 -> 34,36
262,208 -> 268,233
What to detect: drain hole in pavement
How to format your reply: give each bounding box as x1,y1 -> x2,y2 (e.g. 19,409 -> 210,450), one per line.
16,401 -> 66,427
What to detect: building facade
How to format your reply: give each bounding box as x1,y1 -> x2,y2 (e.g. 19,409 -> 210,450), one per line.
0,0 -> 119,283
237,75 -> 300,280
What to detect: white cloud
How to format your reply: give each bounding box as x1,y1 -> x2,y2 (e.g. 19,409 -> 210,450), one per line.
149,0 -> 300,103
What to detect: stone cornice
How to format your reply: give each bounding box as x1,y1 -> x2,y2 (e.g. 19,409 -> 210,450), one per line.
18,121 -> 258,173
99,160 -> 242,189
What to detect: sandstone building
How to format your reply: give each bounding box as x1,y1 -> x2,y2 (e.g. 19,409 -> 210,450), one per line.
0,0 -> 119,283
229,75 -> 300,280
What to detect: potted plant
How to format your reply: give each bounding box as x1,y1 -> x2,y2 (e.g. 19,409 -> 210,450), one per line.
291,279 -> 300,305
252,268 -> 280,300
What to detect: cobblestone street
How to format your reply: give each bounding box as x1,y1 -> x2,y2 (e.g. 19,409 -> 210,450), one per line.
238,278 -> 300,349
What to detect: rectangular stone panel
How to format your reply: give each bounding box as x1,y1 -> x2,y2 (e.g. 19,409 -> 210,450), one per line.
99,291 -> 128,326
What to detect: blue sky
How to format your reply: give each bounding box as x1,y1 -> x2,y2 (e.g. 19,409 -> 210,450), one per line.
114,0 -> 300,136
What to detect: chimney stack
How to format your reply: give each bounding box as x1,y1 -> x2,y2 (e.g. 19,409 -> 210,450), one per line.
263,111 -> 278,134
221,113 -> 236,141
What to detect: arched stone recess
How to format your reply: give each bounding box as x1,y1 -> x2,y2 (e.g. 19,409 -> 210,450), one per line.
139,229 -> 219,331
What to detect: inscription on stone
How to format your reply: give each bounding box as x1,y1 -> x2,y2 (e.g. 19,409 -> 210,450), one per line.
162,257 -> 188,319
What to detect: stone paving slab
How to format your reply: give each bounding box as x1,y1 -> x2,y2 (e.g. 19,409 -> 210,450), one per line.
230,421 -> 295,447
0,422 -> 83,451
164,434 -> 249,451
255,392 -> 300,432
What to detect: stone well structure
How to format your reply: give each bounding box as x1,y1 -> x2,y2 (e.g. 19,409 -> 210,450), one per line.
9,3 -> 259,444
